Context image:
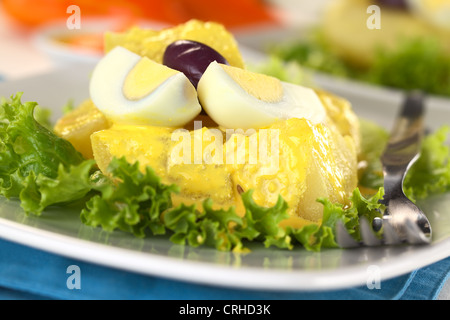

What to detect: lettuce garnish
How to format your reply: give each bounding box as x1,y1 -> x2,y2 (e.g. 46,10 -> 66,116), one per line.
20,160 -> 95,215
81,158 -> 386,252
405,126 -> 450,201
0,93 -> 95,215
0,93 -> 449,252
270,35 -> 450,98
81,158 -> 178,237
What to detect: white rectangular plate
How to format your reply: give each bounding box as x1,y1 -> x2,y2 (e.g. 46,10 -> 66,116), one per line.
0,49 -> 449,291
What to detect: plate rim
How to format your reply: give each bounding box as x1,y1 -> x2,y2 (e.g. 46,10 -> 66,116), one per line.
1,213 -> 450,292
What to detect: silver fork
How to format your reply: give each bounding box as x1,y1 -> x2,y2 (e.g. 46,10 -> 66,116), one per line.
336,91 -> 432,248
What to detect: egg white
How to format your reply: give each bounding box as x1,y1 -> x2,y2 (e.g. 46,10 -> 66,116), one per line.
89,46 -> 201,127
197,61 -> 326,129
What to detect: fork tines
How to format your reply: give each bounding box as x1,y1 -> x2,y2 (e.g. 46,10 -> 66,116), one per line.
335,217 -> 429,248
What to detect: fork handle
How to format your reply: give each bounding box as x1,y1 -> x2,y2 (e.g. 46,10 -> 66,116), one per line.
381,159 -> 418,204
380,92 -> 424,204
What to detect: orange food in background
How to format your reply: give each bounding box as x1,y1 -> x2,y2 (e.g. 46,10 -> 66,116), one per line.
2,0 -> 278,29
151,0 -> 278,29
2,0 -> 138,26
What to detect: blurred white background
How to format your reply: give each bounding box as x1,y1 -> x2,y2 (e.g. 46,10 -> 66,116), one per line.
0,0 -> 332,80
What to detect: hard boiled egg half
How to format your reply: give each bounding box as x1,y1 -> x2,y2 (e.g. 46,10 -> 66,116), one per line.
197,61 -> 326,129
90,46 -> 201,127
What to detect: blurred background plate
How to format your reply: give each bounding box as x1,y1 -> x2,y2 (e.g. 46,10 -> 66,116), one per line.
32,17 -> 167,66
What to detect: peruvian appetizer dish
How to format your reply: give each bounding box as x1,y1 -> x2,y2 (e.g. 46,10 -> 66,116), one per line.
0,20 -> 449,252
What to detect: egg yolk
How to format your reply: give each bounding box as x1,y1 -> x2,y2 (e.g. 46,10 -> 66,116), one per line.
122,57 -> 179,101
220,64 -> 284,103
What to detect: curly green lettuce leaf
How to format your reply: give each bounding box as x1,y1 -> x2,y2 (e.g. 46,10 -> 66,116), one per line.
162,203 -> 205,246
0,93 -> 85,196
291,188 -> 385,251
20,160 -> 96,215
84,161 -> 292,252
80,157 -> 179,237
0,93 -> 92,214
163,200 -> 245,252
163,186 -> 384,252
404,125 -> 450,201
163,190 -> 291,252
270,34 -> 450,97
33,105 -> 53,132
369,38 -> 450,97
237,190 -> 291,250
269,29 -> 354,79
